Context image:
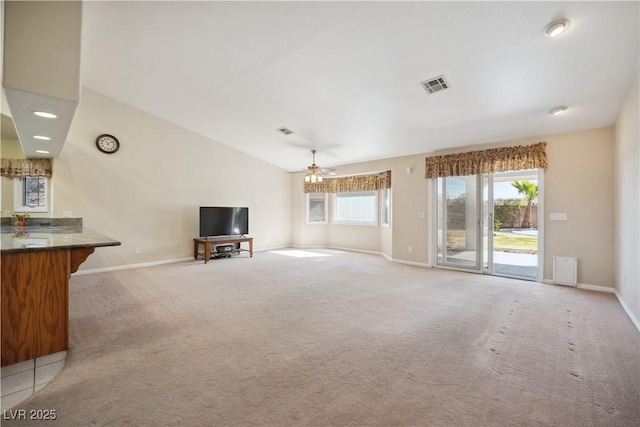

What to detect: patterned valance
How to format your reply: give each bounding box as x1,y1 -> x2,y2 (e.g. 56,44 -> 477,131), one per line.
304,170 -> 391,193
0,158 -> 53,177
424,142 -> 547,178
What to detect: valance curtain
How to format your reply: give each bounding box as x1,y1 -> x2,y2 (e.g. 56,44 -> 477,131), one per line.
424,142 -> 547,178
0,158 -> 53,177
304,170 -> 391,193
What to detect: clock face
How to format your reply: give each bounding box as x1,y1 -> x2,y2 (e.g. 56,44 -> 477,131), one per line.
96,134 -> 120,154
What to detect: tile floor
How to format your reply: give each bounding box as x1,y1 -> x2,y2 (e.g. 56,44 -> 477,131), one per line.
0,351 -> 66,411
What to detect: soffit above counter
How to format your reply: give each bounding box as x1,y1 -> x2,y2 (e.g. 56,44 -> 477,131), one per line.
2,1 -> 82,159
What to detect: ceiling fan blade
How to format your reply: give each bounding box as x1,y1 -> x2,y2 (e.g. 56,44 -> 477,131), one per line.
321,167 -> 337,174
299,167 -> 336,174
298,149 -> 337,176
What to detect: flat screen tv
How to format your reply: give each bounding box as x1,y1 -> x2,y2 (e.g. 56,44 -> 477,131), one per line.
199,207 -> 249,237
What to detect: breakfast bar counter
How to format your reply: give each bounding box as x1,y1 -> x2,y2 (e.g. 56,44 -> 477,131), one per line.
1,223 -> 121,367
1,226 -> 120,253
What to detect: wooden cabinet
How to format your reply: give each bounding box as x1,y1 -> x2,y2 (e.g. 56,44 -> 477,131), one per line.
1,251 -> 69,366
1,226 -> 119,367
1,247 -> 98,367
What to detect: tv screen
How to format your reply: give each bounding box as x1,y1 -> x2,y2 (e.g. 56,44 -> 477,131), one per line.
199,207 -> 249,237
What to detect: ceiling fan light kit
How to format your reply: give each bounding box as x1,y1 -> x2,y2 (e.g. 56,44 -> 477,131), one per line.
304,149 -> 324,183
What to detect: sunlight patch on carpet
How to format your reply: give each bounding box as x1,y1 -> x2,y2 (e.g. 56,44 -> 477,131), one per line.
269,250 -> 332,258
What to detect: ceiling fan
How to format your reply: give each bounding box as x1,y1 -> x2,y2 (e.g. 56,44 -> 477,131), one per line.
304,149 -> 336,183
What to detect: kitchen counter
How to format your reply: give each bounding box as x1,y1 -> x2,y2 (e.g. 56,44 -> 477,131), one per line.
1,226 -> 120,254
1,222 -> 121,367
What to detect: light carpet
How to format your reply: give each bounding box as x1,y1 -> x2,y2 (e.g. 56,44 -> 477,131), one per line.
3,249 -> 639,426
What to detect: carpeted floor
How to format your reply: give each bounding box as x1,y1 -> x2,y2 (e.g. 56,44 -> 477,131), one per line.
3,249 -> 639,426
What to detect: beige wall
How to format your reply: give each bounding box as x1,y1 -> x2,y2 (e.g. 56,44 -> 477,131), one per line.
291,156 -> 428,263
2,89 -> 623,290
4,84 -> 618,287
614,67 -> 640,324
542,127 -> 615,287
291,127 -> 616,287
49,88 -> 291,270
0,138 -> 24,215
290,179 -> 330,248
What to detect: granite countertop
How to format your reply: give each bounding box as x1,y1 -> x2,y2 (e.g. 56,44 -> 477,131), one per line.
0,226 -> 121,254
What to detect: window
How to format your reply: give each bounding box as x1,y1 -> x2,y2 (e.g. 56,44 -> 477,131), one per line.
306,193 -> 328,223
381,188 -> 391,226
333,191 -> 377,225
13,177 -> 50,213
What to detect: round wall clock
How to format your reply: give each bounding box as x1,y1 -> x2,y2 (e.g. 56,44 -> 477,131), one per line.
95,134 -> 120,154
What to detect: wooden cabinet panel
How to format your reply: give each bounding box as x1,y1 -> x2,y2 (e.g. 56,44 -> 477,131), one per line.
1,251 -> 69,366
1,253 -> 38,365
34,251 -> 69,358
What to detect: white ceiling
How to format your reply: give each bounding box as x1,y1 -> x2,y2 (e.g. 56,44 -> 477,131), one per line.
80,1 -> 639,172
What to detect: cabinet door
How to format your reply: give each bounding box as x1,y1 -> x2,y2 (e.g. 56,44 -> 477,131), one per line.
1,251 -> 69,366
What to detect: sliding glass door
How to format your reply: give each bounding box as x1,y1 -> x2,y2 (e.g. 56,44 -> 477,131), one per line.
436,170 -> 542,281
483,171 -> 540,280
436,175 -> 481,270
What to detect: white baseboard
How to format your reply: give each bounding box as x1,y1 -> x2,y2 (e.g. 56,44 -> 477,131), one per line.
255,245 -> 290,252
542,279 -> 615,292
289,244 -> 384,257
576,283 -> 616,293
291,245 -> 431,268
380,250 -> 433,268
73,256 -> 194,275
614,289 -> 640,333
75,245 -> 291,276
326,246 -> 385,256
390,258 -> 431,268
542,280 -> 639,334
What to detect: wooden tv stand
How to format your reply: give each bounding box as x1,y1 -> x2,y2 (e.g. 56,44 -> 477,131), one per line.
193,236 -> 253,263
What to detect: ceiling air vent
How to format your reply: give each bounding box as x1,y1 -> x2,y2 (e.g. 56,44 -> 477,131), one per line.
420,75 -> 450,94
276,127 -> 294,135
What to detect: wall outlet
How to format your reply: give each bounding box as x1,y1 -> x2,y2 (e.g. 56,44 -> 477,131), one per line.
134,248 -> 141,255
408,245 -> 413,253
418,212 -> 426,219
63,211 -> 73,218
4,210 -> 11,217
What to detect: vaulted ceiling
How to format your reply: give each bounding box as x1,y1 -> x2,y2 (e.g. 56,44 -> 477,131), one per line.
80,1 -> 639,172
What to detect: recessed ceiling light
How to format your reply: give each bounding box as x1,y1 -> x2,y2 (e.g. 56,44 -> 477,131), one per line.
33,135 -> 51,140
549,106 -> 568,115
35,150 -> 50,154
33,111 -> 57,119
544,19 -> 571,37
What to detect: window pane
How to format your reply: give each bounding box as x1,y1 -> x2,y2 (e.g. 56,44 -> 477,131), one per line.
308,193 -> 326,222
335,191 -> 376,222
436,176 -> 479,268
382,188 -> 390,225
24,177 -> 46,207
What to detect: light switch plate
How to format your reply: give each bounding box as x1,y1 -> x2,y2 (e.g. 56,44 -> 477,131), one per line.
550,213 -> 568,221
